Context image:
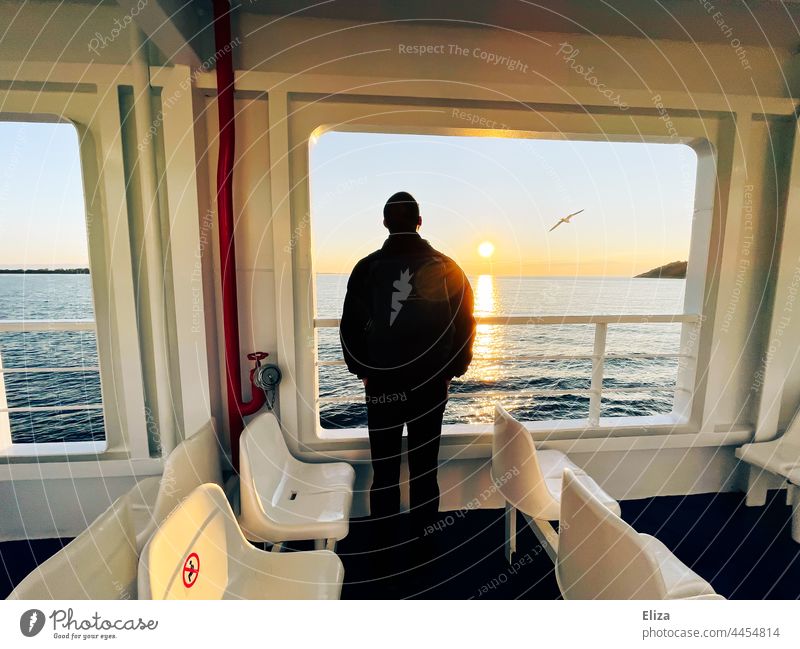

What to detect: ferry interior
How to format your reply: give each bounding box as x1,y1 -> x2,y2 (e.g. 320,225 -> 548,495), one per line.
4,0 -> 800,601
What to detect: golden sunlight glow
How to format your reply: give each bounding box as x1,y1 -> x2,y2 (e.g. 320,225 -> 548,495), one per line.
478,241 -> 495,258
475,274 -> 495,316
471,274 -> 499,383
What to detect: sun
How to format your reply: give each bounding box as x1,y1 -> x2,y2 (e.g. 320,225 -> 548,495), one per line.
478,241 -> 495,258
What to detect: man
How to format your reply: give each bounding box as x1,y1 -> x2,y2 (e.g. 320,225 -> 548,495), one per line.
339,191 -> 476,554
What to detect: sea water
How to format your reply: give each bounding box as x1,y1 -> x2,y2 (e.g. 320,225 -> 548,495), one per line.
0,273 -> 686,440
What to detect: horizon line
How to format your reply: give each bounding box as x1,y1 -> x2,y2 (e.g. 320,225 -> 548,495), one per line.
315,271 -> 685,278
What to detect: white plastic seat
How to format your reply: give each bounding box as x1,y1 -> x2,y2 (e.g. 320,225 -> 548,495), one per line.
557,468 -> 722,600
238,412 -> 355,549
124,476 -> 161,539
492,405 -> 620,561
138,483 -> 344,599
124,421 -> 223,551
736,438 -> 800,476
7,496 -> 138,600
736,406 -> 800,543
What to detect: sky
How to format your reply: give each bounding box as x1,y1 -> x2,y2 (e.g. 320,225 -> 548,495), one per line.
0,122 -> 697,276
0,121 -> 89,269
310,131 -> 697,276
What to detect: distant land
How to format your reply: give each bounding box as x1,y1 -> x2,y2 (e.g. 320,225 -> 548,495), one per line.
635,260 -> 687,279
0,268 -> 89,274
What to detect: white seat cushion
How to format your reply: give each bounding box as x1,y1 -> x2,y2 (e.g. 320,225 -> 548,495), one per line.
239,442 -> 355,543
261,483 -> 352,541
225,550 -> 344,600
259,465 -> 354,540
289,461 -> 357,493
537,450 -> 621,520
239,415 -> 356,543
736,439 -> 800,476
640,534 -> 718,599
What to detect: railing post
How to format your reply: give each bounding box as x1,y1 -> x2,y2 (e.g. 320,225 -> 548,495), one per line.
589,322 -> 608,426
0,350 -> 10,451
674,319 -> 700,419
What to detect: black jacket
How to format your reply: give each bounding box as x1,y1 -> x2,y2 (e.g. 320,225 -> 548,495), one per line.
339,233 -> 476,382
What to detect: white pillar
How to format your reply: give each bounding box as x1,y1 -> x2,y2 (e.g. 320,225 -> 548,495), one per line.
128,27 -> 177,455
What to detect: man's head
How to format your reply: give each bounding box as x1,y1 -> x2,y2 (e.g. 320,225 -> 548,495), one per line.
383,191 -> 421,233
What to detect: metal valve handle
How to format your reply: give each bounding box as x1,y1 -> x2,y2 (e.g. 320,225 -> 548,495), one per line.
247,351 -> 269,366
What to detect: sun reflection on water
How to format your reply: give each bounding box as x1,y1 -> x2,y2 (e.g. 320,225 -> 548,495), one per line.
471,274 -> 499,382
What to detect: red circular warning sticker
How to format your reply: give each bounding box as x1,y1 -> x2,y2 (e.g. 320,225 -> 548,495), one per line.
182,552 -> 200,588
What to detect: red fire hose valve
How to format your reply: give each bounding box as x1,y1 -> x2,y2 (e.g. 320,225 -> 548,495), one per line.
247,351 -> 269,368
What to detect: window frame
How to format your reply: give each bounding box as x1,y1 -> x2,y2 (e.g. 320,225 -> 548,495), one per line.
299,124 -> 716,449
0,94 -> 150,461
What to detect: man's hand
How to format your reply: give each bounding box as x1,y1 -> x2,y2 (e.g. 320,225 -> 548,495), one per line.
362,378 -> 368,388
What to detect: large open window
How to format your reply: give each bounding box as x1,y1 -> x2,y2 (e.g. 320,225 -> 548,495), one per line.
310,131 -> 698,433
0,120 -> 104,453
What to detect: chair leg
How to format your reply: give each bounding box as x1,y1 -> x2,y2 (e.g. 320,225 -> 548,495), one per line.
745,466 -> 770,507
270,542 -> 283,553
504,501 -> 517,564
790,486 -> 800,544
325,538 -> 337,552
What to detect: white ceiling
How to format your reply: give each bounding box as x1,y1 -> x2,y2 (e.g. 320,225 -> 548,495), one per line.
242,0 -> 800,49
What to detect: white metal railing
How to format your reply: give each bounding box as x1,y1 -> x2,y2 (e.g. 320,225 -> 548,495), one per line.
0,319 -> 102,417
313,314 -> 702,426
0,319 -> 96,332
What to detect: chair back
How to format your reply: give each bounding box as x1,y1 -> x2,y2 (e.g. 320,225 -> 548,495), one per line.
492,405 -> 553,516
239,412 -> 293,521
137,421 -> 223,550
8,497 -> 138,600
779,401 -> 800,446
139,483 -> 240,600
556,468 -> 667,599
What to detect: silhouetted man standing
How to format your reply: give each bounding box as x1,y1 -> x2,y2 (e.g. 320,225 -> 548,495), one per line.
340,191 -> 475,560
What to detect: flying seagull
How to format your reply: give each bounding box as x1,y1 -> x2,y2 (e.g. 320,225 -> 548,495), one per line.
548,209 -> 585,232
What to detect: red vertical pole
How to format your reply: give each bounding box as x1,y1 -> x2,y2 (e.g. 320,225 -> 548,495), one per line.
212,0 -> 266,471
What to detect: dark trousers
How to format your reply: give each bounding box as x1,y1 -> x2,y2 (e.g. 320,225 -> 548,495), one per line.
366,376 -> 449,537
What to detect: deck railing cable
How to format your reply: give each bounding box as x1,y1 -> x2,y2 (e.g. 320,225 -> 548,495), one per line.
313,314 -> 701,426
0,319 -> 102,416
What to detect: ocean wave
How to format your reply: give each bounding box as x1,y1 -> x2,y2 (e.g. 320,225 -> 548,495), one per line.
0,274 -> 687,441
